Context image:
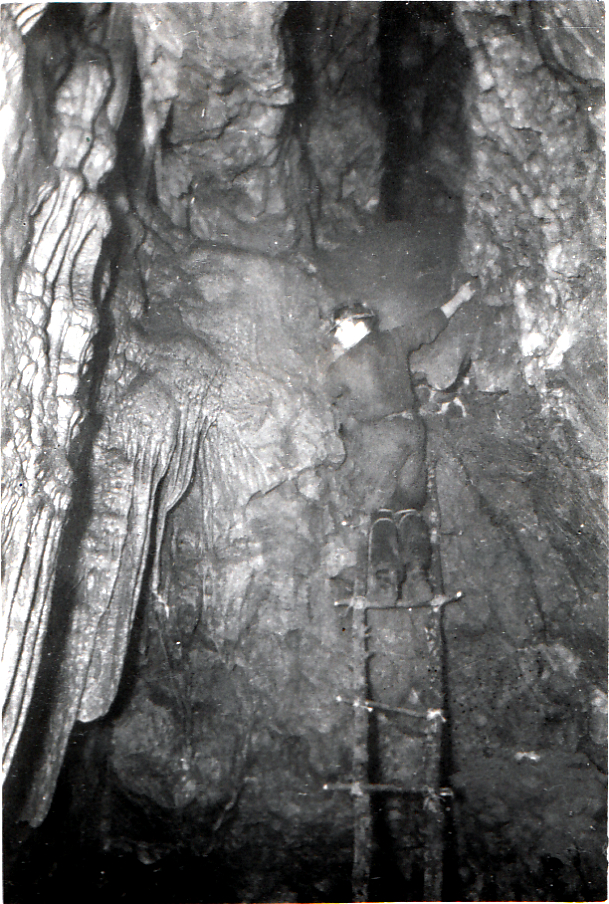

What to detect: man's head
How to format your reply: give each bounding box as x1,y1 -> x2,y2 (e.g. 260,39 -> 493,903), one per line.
331,302 -> 378,352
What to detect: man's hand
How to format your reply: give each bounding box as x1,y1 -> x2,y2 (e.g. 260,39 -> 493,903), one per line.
441,277 -> 479,319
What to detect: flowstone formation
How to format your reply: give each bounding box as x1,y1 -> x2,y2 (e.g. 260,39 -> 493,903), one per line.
2,3 -> 607,902
2,3 -> 128,785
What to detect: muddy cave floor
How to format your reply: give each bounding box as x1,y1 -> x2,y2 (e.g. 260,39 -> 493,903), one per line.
4,190 -> 606,904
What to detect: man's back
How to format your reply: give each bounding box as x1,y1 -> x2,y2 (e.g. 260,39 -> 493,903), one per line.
327,309 -> 448,422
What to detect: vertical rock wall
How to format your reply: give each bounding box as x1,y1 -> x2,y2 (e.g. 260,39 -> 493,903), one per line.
131,3 -> 314,253
1,5 -> 129,781
4,1 -> 385,835
93,238 -> 357,897
409,3 -> 606,896
449,0 -> 606,628
283,1 -> 384,234
379,1 -> 472,218
457,2 -> 605,407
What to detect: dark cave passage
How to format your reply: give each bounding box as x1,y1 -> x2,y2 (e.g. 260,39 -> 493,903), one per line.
377,1 -> 471,222
280,0 -> 472,227
2,2 -> 606,903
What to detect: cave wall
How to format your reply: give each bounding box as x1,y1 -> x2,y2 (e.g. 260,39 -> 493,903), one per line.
2,3 -> 607,901
408,2 -> 607,895
283,1 -> 384,234
131,2 -> 314,253
457,1 -> 605,401
2,1 -> 355,844
379,1 -> 472,219
443,1 -> 606,645
127,2 -> 386,253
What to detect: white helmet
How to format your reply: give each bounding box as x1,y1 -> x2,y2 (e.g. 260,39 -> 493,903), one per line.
330,302 -> 378,351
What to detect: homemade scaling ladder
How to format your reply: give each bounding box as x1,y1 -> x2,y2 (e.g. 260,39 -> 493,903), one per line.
324,464 -> 462,902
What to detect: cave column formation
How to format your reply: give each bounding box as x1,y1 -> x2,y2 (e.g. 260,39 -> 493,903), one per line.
2,3 -> 607,902
1,3 -> 131,781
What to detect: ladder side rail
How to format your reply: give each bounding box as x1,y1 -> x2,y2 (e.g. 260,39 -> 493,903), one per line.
423,458 -> 446,902
351,585 -> 372,903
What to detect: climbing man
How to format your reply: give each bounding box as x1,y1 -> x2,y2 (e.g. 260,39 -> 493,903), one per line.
326,278 -> 478,605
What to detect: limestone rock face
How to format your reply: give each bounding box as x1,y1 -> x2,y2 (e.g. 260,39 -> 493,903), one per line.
283,1 -> 384,231
455,2 -> 605,414
96,232 -> 355,846
308,1 -> 383,221
19,199 -> 350,829
2,5 -> 606,901
407,24 -> 605,719
411,2 -> 606,609
131,3 -> 309,252
308,96 -> 384,219
1,6 -> 115,782
531,1 -> 604,88
406,6 -> 606,896
413,376 -> 607,899
379,2 -> 472,221
453,750 -> 606,900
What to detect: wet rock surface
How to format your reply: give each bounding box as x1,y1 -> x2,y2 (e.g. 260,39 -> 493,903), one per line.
2,3 -> 607,903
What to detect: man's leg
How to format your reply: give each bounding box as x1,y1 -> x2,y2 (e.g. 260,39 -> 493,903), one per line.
395,510 -> 433,604
391,423 -> 434,604
368,510 -> 400,604
390,419 -> 428,512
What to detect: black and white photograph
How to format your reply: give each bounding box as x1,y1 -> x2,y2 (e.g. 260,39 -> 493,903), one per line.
1,2 -> 606,901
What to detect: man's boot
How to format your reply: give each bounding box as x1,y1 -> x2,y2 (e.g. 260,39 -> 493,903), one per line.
368,510 -> 400,604
396,510 -> 433,605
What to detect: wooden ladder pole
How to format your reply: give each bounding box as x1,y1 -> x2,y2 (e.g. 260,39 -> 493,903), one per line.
351,593 -> 372,903
423,458 -> 446,902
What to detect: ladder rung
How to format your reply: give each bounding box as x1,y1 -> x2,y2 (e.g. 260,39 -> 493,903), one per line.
334,591 -> 464,612
335,695 -> 429,719
365,698 -> 429,718
323,782 -> 419,795
323,782 -> 453,799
